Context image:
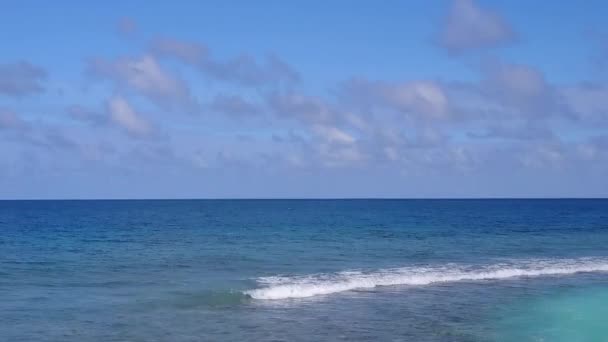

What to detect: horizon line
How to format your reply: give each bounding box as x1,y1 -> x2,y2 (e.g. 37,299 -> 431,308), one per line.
1,197 -> 607,201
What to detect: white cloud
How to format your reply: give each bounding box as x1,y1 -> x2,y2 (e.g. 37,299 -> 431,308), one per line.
482,61 -> 546,98
209,94 -> 260,117
479,60 -> 567,118
267,92 -> 335,124
151,37 -> 299,87
0,61 -> 47,97
519,144 -> 565,168
341,79 -> 450,120
151,38 -> 207,65
388,81 -> 449,119
439,0 -> 515,53
313,125 -> 356,145
562,84 -> 608,124
107,96 -> 154,138
89,55 -> 197,111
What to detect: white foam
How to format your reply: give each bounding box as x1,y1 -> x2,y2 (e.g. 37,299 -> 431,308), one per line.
245,258 -> 608,300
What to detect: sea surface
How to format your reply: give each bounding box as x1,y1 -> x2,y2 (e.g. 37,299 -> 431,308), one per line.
2,199 -> 608,341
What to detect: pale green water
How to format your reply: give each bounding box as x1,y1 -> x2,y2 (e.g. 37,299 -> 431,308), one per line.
496,286 -> 608,342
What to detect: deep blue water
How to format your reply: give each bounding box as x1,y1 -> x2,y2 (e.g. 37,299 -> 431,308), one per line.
2,199 -> 608,341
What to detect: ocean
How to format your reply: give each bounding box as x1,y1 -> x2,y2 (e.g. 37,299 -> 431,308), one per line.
2,199 -> 608,341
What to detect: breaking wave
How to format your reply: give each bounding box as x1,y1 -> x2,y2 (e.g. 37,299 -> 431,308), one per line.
245,257 -> 608,300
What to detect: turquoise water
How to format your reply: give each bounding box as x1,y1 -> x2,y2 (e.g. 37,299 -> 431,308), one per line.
2,199 -> 608,341
496,286 -> 608,341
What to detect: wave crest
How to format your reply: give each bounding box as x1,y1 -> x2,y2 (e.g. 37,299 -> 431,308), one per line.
245,258 -> 608,300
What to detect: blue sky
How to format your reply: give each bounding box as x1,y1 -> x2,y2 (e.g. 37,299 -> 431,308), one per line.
1,0 -> 608,198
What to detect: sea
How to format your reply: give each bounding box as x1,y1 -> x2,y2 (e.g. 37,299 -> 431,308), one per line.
2,199 -> 608,341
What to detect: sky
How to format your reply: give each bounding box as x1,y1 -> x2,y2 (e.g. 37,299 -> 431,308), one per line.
1,0 -> 608,199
